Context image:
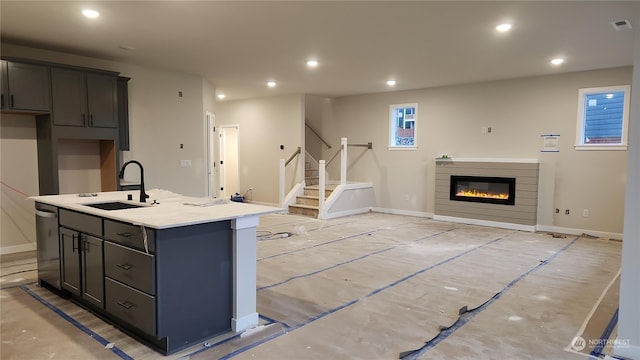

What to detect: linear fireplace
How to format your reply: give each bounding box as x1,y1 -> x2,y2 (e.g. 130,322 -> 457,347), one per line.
450,175 -> 516,206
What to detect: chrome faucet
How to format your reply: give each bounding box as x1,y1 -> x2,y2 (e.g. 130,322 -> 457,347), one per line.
119,160 -> 149,203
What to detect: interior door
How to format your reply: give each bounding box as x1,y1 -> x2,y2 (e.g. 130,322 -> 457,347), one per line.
218,126 -> 239,199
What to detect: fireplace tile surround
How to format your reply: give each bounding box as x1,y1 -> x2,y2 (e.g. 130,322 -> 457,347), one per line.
434,158 -> 539,231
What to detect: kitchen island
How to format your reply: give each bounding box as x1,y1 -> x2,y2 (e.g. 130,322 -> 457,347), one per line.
32,189 -> 281,355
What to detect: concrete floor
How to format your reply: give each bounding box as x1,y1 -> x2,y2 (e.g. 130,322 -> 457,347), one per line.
0,212 -> 622,359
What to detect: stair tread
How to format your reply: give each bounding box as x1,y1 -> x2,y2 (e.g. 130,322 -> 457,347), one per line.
289,204 -> 319,209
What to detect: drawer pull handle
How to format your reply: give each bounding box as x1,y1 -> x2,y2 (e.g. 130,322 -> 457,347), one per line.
116,263 -> 133,270
118,301 -> 134,310
116,232 -> 133,238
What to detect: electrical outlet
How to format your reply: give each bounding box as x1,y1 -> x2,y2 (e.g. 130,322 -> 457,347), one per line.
555,208 -> 560,214
565,209 -> 570,215
583,209 -> 589,217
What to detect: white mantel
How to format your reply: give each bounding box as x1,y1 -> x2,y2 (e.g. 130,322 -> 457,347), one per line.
436,157 -> 539,163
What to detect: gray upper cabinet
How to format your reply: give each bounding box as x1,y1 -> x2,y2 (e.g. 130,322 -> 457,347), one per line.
1,61 -> 7,109
2,61 -> 51,112
52,68 -> 117,128
51,68 -> 86,126
87,73 -> 118,127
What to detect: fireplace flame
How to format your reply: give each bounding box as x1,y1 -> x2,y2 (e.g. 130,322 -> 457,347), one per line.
456,189 -> 509,200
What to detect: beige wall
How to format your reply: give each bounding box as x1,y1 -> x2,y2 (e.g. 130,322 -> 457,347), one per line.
326,67 -> 632,236
305,95 -> 334,162
0,114 -> 39,253
216,94 -> 304,205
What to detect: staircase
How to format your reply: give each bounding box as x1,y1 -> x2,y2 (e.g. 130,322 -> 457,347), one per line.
288,162 -> 335,217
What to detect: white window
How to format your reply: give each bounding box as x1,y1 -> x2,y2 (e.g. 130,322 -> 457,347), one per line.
575,85 -> 630,151
389,103 -> 417,150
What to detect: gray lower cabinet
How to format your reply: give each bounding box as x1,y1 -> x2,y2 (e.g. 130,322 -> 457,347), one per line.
105,278 -> 156,335
51,208 -> 233,355
59,227 -> 81,295
59,226 -> 104,308
59,209 -> 105,309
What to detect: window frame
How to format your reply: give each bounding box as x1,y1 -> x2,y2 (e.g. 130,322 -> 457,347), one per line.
388,103 -> 418,150
575,85 -> 630,151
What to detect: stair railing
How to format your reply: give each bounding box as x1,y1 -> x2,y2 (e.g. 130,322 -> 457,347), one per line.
279,147 -> 302,207
318,137 -> 372,218
325,138 -> 373,185
305,123 -> 332,149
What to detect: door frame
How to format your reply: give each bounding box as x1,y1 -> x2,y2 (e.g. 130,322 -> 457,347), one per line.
206,112 -> 217,198
217,124 -> 240,199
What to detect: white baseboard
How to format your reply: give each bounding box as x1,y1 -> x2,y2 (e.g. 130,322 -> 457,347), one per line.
433,215 -> 536,232
535,225 -> 622,240
371,207 -> 432,219
0,243 -> 36,255
231,312 -> 259,333
324,207 -> 372,219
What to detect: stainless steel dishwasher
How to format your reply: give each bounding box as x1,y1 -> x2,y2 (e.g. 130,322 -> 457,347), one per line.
35,202 -> 61,289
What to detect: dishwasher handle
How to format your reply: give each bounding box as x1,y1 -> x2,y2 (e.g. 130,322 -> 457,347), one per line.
35,209 -> 57,218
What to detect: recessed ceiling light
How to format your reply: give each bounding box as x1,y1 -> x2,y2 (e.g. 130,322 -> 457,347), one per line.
496,23 -> 512,32
267,81 -> 277,88
217,94 -> 226,100
306,59 -> 319,67
550,58 -> 565,65
82,9 -> 100,18
386,80 -> 397,87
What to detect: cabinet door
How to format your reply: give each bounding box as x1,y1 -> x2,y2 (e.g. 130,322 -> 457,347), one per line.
6,62 -> 51,111
1,61 -> 7,109
82,234 -> 104,308
87,73 -> 117,128
51,68 -> 87,126
60,227 -> 81,296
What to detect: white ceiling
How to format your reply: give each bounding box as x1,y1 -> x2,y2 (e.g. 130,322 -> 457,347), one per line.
1,1 -> 638,101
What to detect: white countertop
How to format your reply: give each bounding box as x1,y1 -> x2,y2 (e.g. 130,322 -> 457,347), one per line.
31,189 -> 283,229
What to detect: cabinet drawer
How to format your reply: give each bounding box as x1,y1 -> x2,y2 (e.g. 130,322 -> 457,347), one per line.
105,241 -> 155,295
104,219 -> 155,252
105,278 -> 155,336
59,209 -> 102,237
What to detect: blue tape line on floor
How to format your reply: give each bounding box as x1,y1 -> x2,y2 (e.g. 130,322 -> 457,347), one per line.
20,285 -> 134,360
591,307 -> 619,357
258,246 -> 395,291
218,231 -> 513,359
258,229 -> 384,261
258,227 -> 458,291
258,219 -> 437,261
259,314 -> 290,329
402,235 -> 580,359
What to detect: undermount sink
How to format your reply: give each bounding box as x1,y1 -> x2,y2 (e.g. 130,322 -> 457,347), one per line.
84,201 -> 147,211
